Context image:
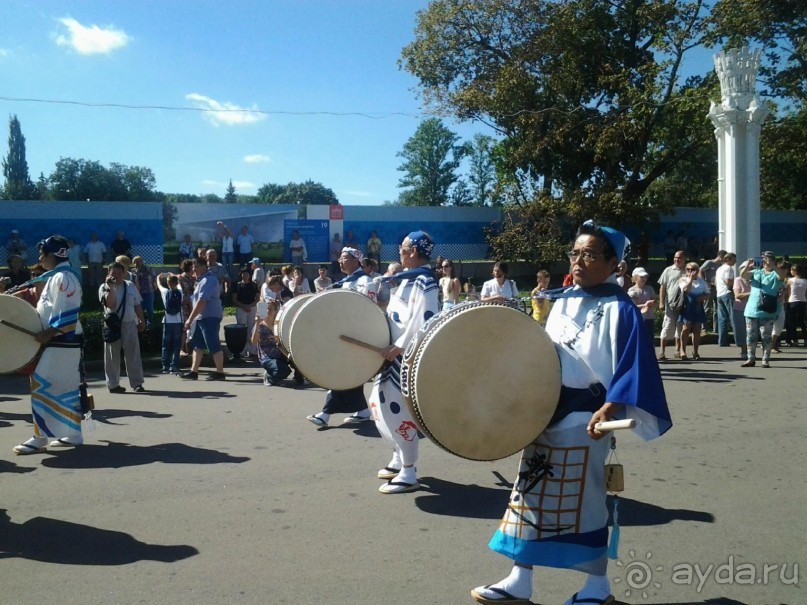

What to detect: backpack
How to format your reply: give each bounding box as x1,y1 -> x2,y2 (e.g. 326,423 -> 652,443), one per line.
669,286 -> 686,313
164,289 -> 182,316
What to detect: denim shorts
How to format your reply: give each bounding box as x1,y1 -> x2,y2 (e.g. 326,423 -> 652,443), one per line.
190,317 -> 223,354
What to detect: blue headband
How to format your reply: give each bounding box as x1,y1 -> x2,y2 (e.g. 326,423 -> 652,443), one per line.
582,220 -> 630,261
406,230 -> 435,257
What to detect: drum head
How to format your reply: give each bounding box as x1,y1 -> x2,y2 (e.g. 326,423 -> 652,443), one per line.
405,303 -> 560,461
0,294 -> 44,374
289,289 -> 390,390
274,294 -> 312,355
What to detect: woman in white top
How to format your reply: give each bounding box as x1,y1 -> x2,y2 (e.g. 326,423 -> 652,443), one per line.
292,266 -> 311,295
220,227 -> 234,279
480,262 -> 519,304
439,259 -> 461,311
785,263 -> 807,346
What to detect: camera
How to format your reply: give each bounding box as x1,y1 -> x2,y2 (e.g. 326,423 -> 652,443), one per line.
753,256 -> 763,267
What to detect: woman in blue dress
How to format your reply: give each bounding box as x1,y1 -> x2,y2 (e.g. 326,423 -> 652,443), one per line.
677,261 -> 709,359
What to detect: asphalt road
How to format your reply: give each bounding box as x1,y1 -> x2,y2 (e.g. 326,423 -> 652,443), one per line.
1,342 -> 804,605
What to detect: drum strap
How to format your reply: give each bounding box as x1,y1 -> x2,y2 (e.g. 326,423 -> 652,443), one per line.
45,334 -> 84,349
549,383 -> 606,426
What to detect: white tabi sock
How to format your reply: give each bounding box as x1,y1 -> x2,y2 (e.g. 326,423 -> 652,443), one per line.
473,564 -> 532,600
564,574 -> 610,605
394,465 -> 417,485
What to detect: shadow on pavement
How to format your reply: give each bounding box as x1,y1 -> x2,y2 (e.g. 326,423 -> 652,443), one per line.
330,421 -> 381,438
40,440 -> 250,469
116,389 -> 237,399
636,597 -> 751,605
607,496 -> 715,526
0,459 -> 36,474
90,409 -> 173,425
414,477 -> 509,519
0,509 -> 198,565
659,368 -> 764,383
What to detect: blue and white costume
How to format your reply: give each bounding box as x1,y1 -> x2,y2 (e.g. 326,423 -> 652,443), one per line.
30,262 -> 84,442
489,279 -> 671,573
369,265 -> 439,469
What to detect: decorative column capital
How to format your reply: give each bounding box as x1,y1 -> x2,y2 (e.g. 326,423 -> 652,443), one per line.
713,46 -> 763,111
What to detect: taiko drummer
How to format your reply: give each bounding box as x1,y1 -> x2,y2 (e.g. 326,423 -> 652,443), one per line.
471,221 -> 672,605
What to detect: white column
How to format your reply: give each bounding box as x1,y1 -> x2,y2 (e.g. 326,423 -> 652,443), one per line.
708,47 -> 768,261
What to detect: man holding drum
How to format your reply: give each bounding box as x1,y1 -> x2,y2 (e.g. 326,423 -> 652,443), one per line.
471,221 -> 671,605
370,231 -> 440,494
305,246 -> 376,427
13,236 -> 85,454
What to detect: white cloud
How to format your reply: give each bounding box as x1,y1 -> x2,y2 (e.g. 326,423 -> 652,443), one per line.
185,93 -> 267,127
244,154 -> 272,164
55,18 -> 130,55
340,189 -> 373,197
200,180 -> 256,191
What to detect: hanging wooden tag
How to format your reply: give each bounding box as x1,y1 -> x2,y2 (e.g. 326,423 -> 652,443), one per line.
605,463 -> 624,493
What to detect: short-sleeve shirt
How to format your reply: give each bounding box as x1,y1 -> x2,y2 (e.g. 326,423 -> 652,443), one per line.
99,280 -> 142,324
745,269 -> 784,320
193,271 -> 223,319
235,281 -> 259,306
715,264 -> 735,297
658,265 -> 685,305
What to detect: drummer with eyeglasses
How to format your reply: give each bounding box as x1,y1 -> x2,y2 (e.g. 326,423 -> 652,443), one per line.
12,235 -> 85,454
369,231 -> 440,494
471,221 -> 672,605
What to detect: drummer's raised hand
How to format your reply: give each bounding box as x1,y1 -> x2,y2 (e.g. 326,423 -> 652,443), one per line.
380,344 -> 403,361
586,402 -> 623,440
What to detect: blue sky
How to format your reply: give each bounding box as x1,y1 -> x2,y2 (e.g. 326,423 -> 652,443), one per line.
0,0 -> 495,206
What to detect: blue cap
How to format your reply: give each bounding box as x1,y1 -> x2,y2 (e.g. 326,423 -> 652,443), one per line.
406,230 -> 435,258
582,220 -> 630,261
37,235 -> 70,259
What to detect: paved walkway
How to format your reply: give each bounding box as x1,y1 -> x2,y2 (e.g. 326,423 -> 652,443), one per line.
1,343 -> 804,604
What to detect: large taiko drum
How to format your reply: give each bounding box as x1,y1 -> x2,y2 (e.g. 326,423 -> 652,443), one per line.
400,301 -> 561,461
288,289 -> 390,390
0,294 -> 44,375
273,294 -> 313,356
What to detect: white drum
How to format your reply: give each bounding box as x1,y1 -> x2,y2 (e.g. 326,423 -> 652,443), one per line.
0,294 -> 44,374
288,289 -> 390,390
401,301 -> 561,461
273,294 -> 313,357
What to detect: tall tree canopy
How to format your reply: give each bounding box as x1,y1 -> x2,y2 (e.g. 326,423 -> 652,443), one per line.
396,118 -> 465,206
256,180 -> 338,205
2,114 -> 36,200
45,157 -> 157,201
401,0 -> 718,226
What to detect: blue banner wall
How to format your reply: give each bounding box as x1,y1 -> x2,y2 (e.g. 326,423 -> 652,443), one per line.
1,201 -> 163,265
283,219 -> 330,263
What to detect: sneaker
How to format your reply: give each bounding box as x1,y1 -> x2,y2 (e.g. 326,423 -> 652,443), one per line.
180,371 -> 198,380
133,385 -> 146,393
306,414 -> 327,428
169,367 -> 181,375
343,414 -> 371,424
761,360 -> 770,368
161,369 -> 170,374
205,372 -> 226,381
741,359 -> 756,367
108,385 -> 126,394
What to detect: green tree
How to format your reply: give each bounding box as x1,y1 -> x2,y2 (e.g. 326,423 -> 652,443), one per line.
47,158 -> 157,201
255,180 -> 338,205
2,114 -> 36,200
711,0 -> 806,104
466,134 -> 501,206
401,0 -> 719,225
224,179 -> 237,203
759,108 -> 807,210
397,118 -> 464,206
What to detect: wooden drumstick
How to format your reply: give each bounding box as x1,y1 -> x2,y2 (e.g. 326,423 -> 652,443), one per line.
339,334 -> 385,353
594,419 -> 636,432
0,319 -> 37,337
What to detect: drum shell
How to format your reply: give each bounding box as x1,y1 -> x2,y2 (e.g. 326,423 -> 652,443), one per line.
0,294 -> 44,375
401,301 -> 561,461
273,294 -> 312,356
288,289 -> 390,390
